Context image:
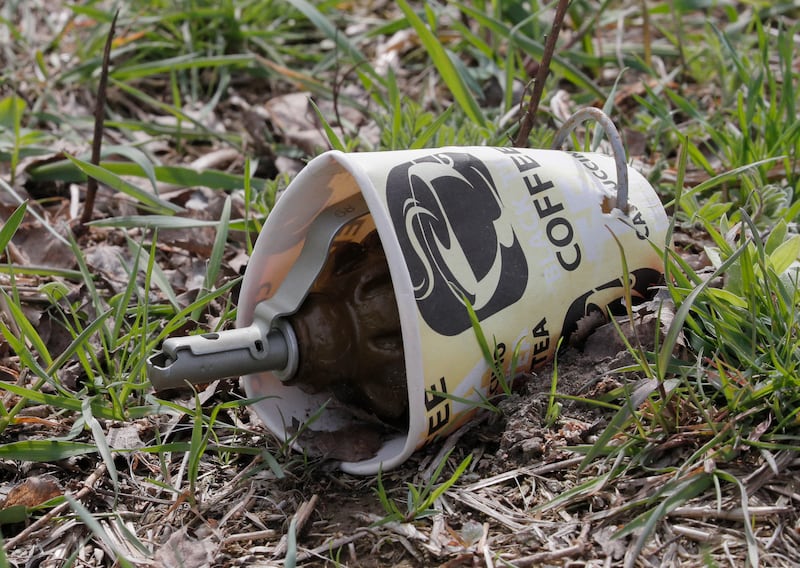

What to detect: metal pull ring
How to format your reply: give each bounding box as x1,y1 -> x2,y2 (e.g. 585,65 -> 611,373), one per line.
551,107 -> 629,214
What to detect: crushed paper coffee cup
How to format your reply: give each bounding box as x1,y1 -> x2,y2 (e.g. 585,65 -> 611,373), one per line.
238,145 -> 669,475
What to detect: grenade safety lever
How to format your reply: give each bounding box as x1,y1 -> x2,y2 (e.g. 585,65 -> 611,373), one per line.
147,193 -> 371,391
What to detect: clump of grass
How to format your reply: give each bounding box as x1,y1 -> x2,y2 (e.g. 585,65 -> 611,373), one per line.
672,212 -> 800,434
376,449 -> 473,525
634,13 -> 800,205
544,138 -> 800,563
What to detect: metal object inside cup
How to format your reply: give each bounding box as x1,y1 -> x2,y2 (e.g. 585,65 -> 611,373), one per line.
147,193 -> 370,390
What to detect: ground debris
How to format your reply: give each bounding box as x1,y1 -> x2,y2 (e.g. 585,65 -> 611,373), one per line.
154,526 -> 219,568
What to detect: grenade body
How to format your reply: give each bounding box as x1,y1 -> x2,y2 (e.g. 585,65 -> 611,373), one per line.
287,231 -> 407,426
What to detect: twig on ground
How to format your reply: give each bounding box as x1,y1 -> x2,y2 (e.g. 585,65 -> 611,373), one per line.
479,521 -> 494,568
743,450 -> 795,491
449,489 -> 528,531
669,505 -> 794,520
641,0 -> 652,68
274,494 -> 319,557
671,524 -> 715,543
514,0 -> 571,147
464,456 -> 584,492
223,529 -> 278,545
512,522 -> 591,567
294,530 -> 372,562
79,10 -> 117,227
765,484 -> 800,502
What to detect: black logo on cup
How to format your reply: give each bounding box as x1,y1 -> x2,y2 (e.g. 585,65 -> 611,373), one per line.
387,152 -> 529,336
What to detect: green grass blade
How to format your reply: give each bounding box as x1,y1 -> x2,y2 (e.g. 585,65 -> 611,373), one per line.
658,240 -> 751,380
463,295 -> 507,395
112,53 -> 254,81
454,2 -> 604,100
666,156 -> 784,208
0,381 -> 130,421
186,196 -> 232,322
614,473 -> 713,558
0,440 -> 97,461
375,468 -> 399,519
545,347 -> 562,427
533,471 -> 620,514
0,176 -> 70,246
204,195 -> 231,293
111,250 -> 141,361
149,277 -> 241,347
284,0 -> 375,79
100,145 -> 160,194
715,470 -> 760,567
0,93 -> 25,130
428,453 -> 472,506
0,289 -> 53,367
28,160 -> 267,192
67,232 -> 111,345
127,236 -> 181,312
768,235 -> 800,274
410,105 -> 456,149
397,0 -> 487,129
80,398 -> 117,495
187,392 -> 206,498
285,516 -> 298,568
65,495 -> 135,568
0,202 -> 26,251
578,379 -> 658,471
0,321 -> 50,383
47,308 -> 114,376
0,264 -> 84,280
425,387 -> 499,413
109,79 -> 238,146
65,154 -> 182,214
309,98 -> 345,151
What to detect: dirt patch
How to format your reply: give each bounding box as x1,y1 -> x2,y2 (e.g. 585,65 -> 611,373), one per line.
492,314 -> 655,471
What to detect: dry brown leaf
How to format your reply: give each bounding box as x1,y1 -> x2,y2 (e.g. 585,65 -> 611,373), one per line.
154,527 -> 217,568
264,91 -> 375,154
11,416 -> 61,428
592,526 -> 627,560
85,243 -> 131,294
265,92 -> 326,154
12,221 -> 74,268
569,309 -> 608,347
2,477 -> 62,509
106,423 -> 145,450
